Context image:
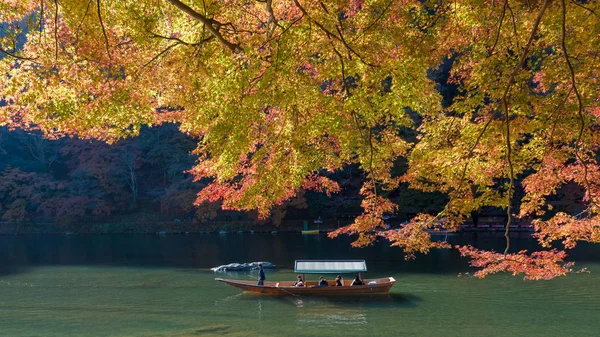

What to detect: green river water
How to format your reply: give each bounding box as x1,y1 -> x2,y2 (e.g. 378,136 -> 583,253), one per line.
0,233 -> 598,337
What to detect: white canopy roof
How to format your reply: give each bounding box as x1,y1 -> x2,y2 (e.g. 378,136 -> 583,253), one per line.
294,260 -> 367,274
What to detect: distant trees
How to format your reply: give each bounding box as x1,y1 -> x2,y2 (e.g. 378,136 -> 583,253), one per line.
0,126 -> 205,226
0,167 -> 61,222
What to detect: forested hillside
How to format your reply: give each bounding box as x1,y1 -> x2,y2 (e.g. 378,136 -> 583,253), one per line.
0,124 -> 452,232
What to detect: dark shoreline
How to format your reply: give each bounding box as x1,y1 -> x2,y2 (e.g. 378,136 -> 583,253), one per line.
0,227 -> 534,236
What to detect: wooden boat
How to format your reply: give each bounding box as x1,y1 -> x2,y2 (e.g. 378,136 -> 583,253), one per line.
216,260 -> 396,296
216,277 -> 396,295
301,229 -> 320,235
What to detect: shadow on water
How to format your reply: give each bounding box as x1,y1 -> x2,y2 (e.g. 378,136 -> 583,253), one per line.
1,232 -> 600,278
0,265 -> 30,278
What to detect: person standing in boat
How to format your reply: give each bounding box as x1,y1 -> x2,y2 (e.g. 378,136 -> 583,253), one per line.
257,264 -> 266,286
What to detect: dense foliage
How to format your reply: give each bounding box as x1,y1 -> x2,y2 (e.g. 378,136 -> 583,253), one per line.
1,0 -> 599,279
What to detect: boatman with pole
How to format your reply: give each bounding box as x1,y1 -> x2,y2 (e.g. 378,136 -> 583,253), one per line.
257,263 -> 266,286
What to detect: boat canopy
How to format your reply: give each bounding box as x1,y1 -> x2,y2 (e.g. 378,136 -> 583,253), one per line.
294,260 -> 367,274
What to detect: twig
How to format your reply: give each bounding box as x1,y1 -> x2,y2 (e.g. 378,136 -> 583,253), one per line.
350,0 -> 394,43
489,0 -> 508,56
570,0 -> 599,18
561,0 -> 600,210
0,48 -> 38,61
54,0 -> 59,60
166,0 -> 242,52
140,42 -> 181,70
75,0 -> 94,44
501,0 -> 552,256
265,0 -> 277,40
293,0 -> 374,66
96,0 -> 112,62
506,2 -> 520,50
39,0 -> 44,33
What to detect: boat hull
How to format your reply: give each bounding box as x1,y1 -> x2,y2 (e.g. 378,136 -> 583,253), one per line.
215,277 -> 396,295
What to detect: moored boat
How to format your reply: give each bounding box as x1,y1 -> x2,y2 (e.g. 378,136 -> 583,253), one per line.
301,229 -> 320,235
216,260 -> 396,295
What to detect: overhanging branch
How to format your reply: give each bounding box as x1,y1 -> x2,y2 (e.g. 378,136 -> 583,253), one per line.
501,0 -> 552,256
166,0 -> 242,52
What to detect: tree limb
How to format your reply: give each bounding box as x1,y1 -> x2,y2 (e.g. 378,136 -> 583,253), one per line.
265,0 -> 277,40
501,0 -> 551,256
54,0 -> 59,61
0,48 -> 38,61
506,2 -> 520,51
488,0 -> 508,56
75,0 -> 94,44
570,0 -> 599,18
140,42 -> 181,70
293,0 -> 374,66
351,0 -> 394,43
166,0 -> 242,52
561,0 -> 599,210
148,30 -> 214,46
96,0 -> 111,62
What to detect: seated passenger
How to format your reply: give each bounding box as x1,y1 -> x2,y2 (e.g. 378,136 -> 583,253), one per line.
294,275 -> 304,287
318,276 -> 329,287
334,275 -> 343,286
351,275 -> 363,286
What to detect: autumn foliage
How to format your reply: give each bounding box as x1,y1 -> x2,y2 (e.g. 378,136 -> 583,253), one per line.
1,0 -> 600,279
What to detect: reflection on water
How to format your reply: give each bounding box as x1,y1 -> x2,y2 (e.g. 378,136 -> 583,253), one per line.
257,298 -> 263,320
297,311 -> 367,326
292,298 -> 367,325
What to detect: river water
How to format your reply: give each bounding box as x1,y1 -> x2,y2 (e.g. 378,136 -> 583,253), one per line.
0,233 -> 599,337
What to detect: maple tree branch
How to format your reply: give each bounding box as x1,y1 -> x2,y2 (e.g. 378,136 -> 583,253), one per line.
539,89 -> 572,166
318,1 -> 330,14
332,47 -> 350,97
351,0 -> 394,43
455,117 -> 493,196
96,0 -> 112,63
293,1 -> 337,39
333,45 -> 378,196
560,0 -> 599,210
75,0 -> 94,44
293,0 -> 374,66
39,0 -> 44,32
0,47 -> 38,61
428,115 -> 493,231
54,0 -> 59,61
166,0 -> 242,52
506,2 -> 520,50
368,127 -> 378,197
265,0 -> 277,40
501,0 -> 551,256
570,0 -> 599,18
140,42 -> 182,70
148,30 -> 214,47
489,0 -> 508,56
335,18 -> 376,67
